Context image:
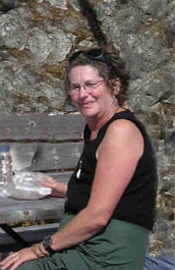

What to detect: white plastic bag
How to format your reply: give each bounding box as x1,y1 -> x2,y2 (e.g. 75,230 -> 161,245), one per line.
5,171 -> 52,200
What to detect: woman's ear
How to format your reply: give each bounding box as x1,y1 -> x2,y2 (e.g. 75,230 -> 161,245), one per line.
113,78 -> 121,95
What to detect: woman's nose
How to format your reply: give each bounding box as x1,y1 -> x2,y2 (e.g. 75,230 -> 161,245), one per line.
78,85 -> 89,98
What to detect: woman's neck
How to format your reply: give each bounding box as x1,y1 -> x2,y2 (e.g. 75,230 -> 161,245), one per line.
87,105 -> 123,140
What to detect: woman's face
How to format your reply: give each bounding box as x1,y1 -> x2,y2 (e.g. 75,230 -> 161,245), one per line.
69,65 -> 116,120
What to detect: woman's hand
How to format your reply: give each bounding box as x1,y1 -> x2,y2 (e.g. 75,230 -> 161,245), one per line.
0,247 -> 36,270
0,243 -> 48,270
42,178 -> 68,198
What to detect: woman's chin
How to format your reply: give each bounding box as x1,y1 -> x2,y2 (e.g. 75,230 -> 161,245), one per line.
79,107 -> 97,118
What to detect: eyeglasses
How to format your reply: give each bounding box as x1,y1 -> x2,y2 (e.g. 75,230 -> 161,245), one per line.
69,48 -> 111,67
69,79 -> 105,95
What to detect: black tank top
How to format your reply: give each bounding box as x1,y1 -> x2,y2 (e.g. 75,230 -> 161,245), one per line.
65,110 -> 158,230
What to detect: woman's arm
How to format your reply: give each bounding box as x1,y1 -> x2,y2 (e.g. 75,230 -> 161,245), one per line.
46,119 -> 144,251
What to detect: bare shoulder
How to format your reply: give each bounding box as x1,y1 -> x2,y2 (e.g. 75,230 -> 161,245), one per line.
106,118 -> 142,139
98,118 -> 144,159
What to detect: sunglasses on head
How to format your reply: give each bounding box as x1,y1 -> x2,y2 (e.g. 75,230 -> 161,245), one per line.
69,48 -> 112,67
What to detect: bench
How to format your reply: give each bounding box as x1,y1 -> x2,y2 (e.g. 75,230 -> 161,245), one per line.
0,112 -> 84,252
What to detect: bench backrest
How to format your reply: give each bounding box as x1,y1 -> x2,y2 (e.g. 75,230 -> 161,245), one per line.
0,113 -> 85,182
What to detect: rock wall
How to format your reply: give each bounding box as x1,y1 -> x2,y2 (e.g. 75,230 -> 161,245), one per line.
0,0 -> 174,256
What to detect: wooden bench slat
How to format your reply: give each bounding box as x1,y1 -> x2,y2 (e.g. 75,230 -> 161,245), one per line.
0,114 -> 84,141
0,197 -> 65,224
30,142 -> 83,171
9,142 -> 83,171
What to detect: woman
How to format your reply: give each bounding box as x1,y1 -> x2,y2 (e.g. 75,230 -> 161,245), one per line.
0,47 -> 158,270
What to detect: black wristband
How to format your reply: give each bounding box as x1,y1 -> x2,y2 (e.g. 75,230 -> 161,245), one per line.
42,235 -> 55,255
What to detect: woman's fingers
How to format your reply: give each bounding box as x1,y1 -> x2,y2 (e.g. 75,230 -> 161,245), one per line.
0,252 -> 18,269
0,248 -> 37,270
0,252 -> 23,270
42,178 -> 57,189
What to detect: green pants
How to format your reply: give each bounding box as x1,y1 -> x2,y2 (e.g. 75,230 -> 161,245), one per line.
18,214 -> 149,270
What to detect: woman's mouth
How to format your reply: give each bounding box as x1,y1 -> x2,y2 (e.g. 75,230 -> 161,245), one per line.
80,101 -> 94,108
